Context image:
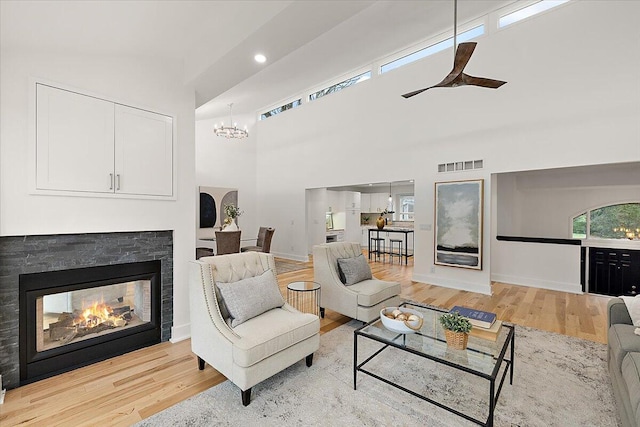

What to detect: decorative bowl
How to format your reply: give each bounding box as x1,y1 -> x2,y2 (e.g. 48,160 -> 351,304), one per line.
380,307 -> 424,334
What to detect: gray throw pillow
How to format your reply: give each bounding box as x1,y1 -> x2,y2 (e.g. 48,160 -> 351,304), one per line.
216,269 -> 285,327
213,283 -> 231,320
337,254 -> 372,286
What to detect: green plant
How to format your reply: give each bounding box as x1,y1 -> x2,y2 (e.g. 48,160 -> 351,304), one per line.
439,311 -> 472,333
223,203 -> 244,219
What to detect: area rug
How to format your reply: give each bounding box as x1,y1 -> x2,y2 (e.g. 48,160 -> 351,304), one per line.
135,321 -> 619,427
275,258 -> 310,274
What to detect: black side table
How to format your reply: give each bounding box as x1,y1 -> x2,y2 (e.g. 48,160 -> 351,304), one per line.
287,281 -> 321,316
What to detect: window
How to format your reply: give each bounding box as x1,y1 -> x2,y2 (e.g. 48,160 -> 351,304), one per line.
398,195 -> 414,221
499,1 -> 569,29
572,203 -> 640,240
572,213 -> 586,239
309,71 -> 371,101
380,25 -> 485,74
260,99 -> 302,120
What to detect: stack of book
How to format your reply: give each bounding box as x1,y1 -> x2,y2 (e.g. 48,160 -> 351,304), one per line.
449,306 -> 502,341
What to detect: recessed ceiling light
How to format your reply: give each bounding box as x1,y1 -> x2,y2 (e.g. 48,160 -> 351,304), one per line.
254,54 -> 267,63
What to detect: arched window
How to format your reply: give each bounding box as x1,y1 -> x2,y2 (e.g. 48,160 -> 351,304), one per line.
572,203 -> 640,240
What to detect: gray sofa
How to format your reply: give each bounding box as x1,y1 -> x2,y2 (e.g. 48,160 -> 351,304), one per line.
608,298 -> 640,427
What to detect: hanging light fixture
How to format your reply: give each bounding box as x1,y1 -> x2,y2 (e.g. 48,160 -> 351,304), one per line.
214,103 -> 248,139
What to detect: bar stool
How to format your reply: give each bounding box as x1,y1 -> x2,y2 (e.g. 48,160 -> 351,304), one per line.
370,237 -> 385,262
389,239 -> 403,264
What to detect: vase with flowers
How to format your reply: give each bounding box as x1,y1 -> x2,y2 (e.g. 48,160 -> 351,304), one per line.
223,204 -> 244,231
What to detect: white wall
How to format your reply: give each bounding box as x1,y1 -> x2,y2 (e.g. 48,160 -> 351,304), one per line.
0,50 -> 196,341
496,165 -> 640,238
195,116 -> 259,249
491,240 -> 582,293
244,0 -> 640,294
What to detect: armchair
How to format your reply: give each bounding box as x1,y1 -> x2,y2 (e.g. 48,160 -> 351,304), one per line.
189,252 -> 320,405
313,242 -> 402,323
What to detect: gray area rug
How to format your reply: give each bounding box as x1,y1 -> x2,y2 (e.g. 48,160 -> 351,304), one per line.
136,321 -> 619,427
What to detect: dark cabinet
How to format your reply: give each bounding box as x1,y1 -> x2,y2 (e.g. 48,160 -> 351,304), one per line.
589,248 -> 640,296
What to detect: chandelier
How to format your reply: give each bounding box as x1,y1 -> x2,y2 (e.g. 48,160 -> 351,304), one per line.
214,103 -> 248,139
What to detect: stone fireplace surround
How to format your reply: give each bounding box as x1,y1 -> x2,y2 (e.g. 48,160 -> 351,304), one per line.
0,231 -> 173,389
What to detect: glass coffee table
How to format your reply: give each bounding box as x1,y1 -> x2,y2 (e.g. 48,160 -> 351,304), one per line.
354,301 -> 515,427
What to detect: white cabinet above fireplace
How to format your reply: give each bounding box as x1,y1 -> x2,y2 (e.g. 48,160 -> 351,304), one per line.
34,83 -> 174,198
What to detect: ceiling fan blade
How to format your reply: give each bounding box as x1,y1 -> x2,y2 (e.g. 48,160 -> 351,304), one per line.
461,74 -> 507,89
401,42 -> 475,97
401,87 -> 432,98
452,42 -> 476,75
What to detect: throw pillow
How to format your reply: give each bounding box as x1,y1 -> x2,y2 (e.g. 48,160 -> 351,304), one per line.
216,269 -> 285,327
621,294 -> 640,327
213,282 -> 231,320
337,254 -> 372,286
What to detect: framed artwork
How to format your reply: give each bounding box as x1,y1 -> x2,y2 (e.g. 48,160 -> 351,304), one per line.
197,187 -> 238,239
434,179 -> 484,270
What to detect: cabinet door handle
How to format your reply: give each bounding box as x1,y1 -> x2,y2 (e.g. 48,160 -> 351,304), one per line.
116,174 -> 121,191
109,173 -> 113,190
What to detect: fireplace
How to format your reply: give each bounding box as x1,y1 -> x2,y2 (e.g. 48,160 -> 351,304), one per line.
19,261 -> 162,384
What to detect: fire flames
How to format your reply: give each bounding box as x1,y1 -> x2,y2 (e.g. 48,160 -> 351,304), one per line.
74,302 -> 126,328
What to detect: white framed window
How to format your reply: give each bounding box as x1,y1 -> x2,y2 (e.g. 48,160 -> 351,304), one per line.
309,71 -> 371,102
498,1 -> 569,29
380,25 -> 485,74
260,99 -> 302,121
398,195 -> 415,221
572,203 -> 640,240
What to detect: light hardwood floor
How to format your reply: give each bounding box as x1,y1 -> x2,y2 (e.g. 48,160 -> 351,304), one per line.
0,256 -> 611,426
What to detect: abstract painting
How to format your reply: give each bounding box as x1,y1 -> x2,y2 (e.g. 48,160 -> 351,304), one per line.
434,179 -> 484,270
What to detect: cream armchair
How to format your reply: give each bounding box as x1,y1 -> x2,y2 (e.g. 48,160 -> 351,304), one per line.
189,252 -> 320,405
313,242 -> 402,323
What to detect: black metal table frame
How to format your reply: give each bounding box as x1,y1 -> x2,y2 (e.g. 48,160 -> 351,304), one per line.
286,281 -> 321,316
354,302 -> 515,427
367,229 -> 414,265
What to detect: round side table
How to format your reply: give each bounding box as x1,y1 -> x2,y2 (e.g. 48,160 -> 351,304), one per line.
287,281 -> 321,316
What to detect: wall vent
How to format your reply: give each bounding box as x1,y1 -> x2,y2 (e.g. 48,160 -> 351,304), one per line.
437,159 -> 483,173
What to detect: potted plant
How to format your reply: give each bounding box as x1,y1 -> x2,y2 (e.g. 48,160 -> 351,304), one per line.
439,311 -> 472,350
223,204 -> 243,231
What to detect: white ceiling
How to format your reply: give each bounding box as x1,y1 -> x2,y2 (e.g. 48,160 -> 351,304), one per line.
0,0 -> 516,119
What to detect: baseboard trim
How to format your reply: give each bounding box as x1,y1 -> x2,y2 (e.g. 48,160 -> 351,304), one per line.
412,273 -> 492,295
270,251 -> 309,262
170,323 -> 190,343
491,273 -> 583,294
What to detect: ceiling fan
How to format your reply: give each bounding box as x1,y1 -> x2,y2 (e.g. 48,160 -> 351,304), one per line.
402,0 -> 507,98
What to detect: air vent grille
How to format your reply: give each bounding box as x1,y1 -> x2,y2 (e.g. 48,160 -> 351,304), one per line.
438,159 -> 483,173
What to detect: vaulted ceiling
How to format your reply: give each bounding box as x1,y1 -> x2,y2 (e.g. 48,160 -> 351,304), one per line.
1,0 -> 516,119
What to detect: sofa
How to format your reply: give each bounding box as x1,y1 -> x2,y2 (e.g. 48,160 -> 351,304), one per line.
313,241 -> 401,323
607,297 -> 640,427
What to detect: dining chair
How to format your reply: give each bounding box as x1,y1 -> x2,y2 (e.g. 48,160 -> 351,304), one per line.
215,230 -> 241,255
241,227 -> 275,253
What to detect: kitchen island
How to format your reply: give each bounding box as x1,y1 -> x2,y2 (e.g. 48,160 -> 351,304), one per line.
367,227 -> 414,265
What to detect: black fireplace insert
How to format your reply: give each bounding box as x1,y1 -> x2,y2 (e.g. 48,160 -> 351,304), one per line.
19,260 -> 162,384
